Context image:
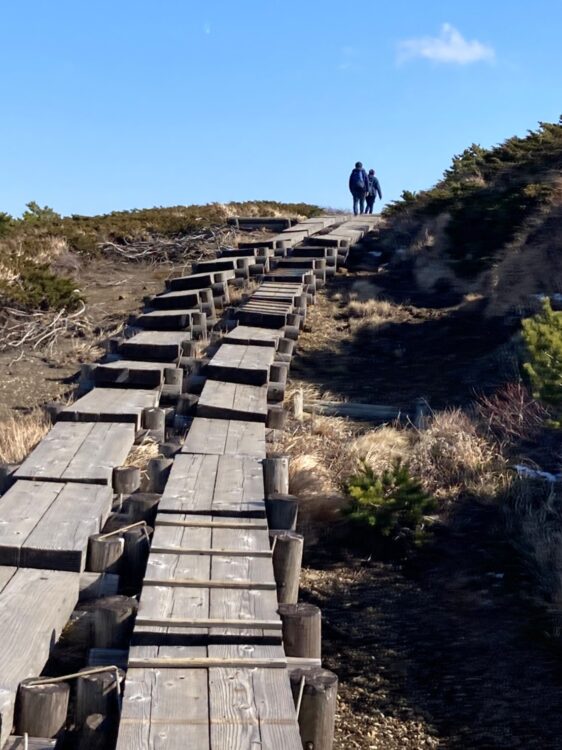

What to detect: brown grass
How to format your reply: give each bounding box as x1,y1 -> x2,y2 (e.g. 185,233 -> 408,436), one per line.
0,410 -> 50,463
124,439 -> 160,475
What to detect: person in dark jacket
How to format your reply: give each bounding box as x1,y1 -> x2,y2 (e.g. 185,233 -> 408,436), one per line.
365,169 -> 382,214
348,161 -> 369,215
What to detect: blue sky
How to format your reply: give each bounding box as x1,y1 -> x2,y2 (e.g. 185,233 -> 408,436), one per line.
1,0 -> 561,216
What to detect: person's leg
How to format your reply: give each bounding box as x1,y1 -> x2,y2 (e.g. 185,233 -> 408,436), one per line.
366,197 -> 374,213
359,194 -> 365,214
352,193 -> 359,215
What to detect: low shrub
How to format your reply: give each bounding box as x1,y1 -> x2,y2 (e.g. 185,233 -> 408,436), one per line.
344,460 -> 435,543
522,298 -> 562,426
0,265 -> 83,311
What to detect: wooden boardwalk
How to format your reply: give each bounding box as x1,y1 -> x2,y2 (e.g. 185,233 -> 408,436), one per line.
0,213 -> 379,749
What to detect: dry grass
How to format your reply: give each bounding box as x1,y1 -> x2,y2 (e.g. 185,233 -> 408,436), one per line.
124,438 -> 161,474
409,409 -> 504,498
351,426 -> 413,475
503,476 -> 562,606
0,410 -> 50,463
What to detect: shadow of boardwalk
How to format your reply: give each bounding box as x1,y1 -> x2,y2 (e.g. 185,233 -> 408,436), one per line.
301,509 -> 562,749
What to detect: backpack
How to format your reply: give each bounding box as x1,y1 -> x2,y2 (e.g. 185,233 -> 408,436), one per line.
350,169 -> 366,190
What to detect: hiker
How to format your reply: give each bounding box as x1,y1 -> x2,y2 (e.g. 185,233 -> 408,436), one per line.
348,161 -> 369,215
365,169 -> 382,214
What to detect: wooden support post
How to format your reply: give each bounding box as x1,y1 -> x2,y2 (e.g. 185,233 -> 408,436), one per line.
267,404 -> 287,430
414,397 -> 430,428
15,679 -> 70,738
92,596 -> 138,649
164,367 -> 183,389
78,573 -> 120,602
177,393 -> 199,416
265,494 -> 298,531
148,457 -> 173,493
0,463 -> 19,494
277,337 -> 295,356
269,530 -> 303,604
75,669 -> 124,726
159,441 -> 181,458
122,492 -> 160,523
283,325 -> 300,341
122,525 -> 152,586
76,713 -> 114,750
279,603 -> 321,658
87,534 -> 124,574
112,466 -> 140,495
44,401 -> 63,424
263,454 -> 289,496
290,668 -> 338,750
293,389 -> 304,421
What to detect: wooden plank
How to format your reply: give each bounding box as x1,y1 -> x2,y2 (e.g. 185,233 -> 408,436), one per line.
149,289 -> 205,311
120,331 -> 190,362
197,381 -> 268,423
128,656 -> 286,667
59,388 -> 158,429
0,481 -> 112,571
223,326 -> 283,348
155,518 -> 268,530
116,660 -> 210,750
135,308 -> 200,331
181,418 -> 266,458
142,579 -> 276,590
4,738 -> 57,749
134,617 -> 281,630
94,359 -> 169,388
158,454 -> 218,514
168,269 -> 235,291
0,568 -> 78,749
16,422 -> 135,485
149,547 -> 272,558
207,344 -> 274,386
212,455 -> 266,516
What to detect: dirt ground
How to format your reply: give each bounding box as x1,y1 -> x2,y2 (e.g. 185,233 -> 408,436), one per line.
292,264 -> 562,749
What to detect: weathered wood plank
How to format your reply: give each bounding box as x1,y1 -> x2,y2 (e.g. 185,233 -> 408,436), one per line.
0,481 -> 112,571
16,422 -> 135,485
158,454 -> 218,514
181,418 -> 266,458
59,388 -> 159,429
207,344 -> 274,386
0,568 -> 78,748
135,308 -> 200,331
119,331 -> 190,362
197,381 -> 268,423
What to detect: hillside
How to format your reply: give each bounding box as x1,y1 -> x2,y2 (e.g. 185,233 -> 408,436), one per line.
378,118 -> 562,316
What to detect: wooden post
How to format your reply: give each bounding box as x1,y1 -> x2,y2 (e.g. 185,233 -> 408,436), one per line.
177,393 -> 199,416
78,573 -> 120,602
269,530 -> 303,604
75,669 -> 124,726
279,603 -> 321,658
277,338 -> 295,357
15,679 -> 70,738
87,534 -> 124,574
44,401 -> 63,424
293,389 -> 304,421
122,492 -> 160,523
0,463 -> 19,494
164,367 -> 183,389
283,324 -> 300,341
122,525 -> 152,586
92,596 -> 138,649
263,455 -> 289,496
76,713 -> 114,750
267,405 -> 287,430
112,466 -> 140,495
414,397 -> 430,428
142,407 -> 166,442
290,668 -> 338,750
265,494 -> 298,531
148,457 -> 173,493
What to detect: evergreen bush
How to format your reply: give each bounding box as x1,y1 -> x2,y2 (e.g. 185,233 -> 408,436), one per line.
344,460 -> 435,542
522,298 -> 562,425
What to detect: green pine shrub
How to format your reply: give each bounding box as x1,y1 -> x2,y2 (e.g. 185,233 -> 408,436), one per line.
344,460 -> 435,543
0,265 -> 83,311
522,298 -> 562,426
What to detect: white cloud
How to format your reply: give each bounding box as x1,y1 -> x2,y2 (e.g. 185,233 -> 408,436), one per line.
397,23 -> 495,65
